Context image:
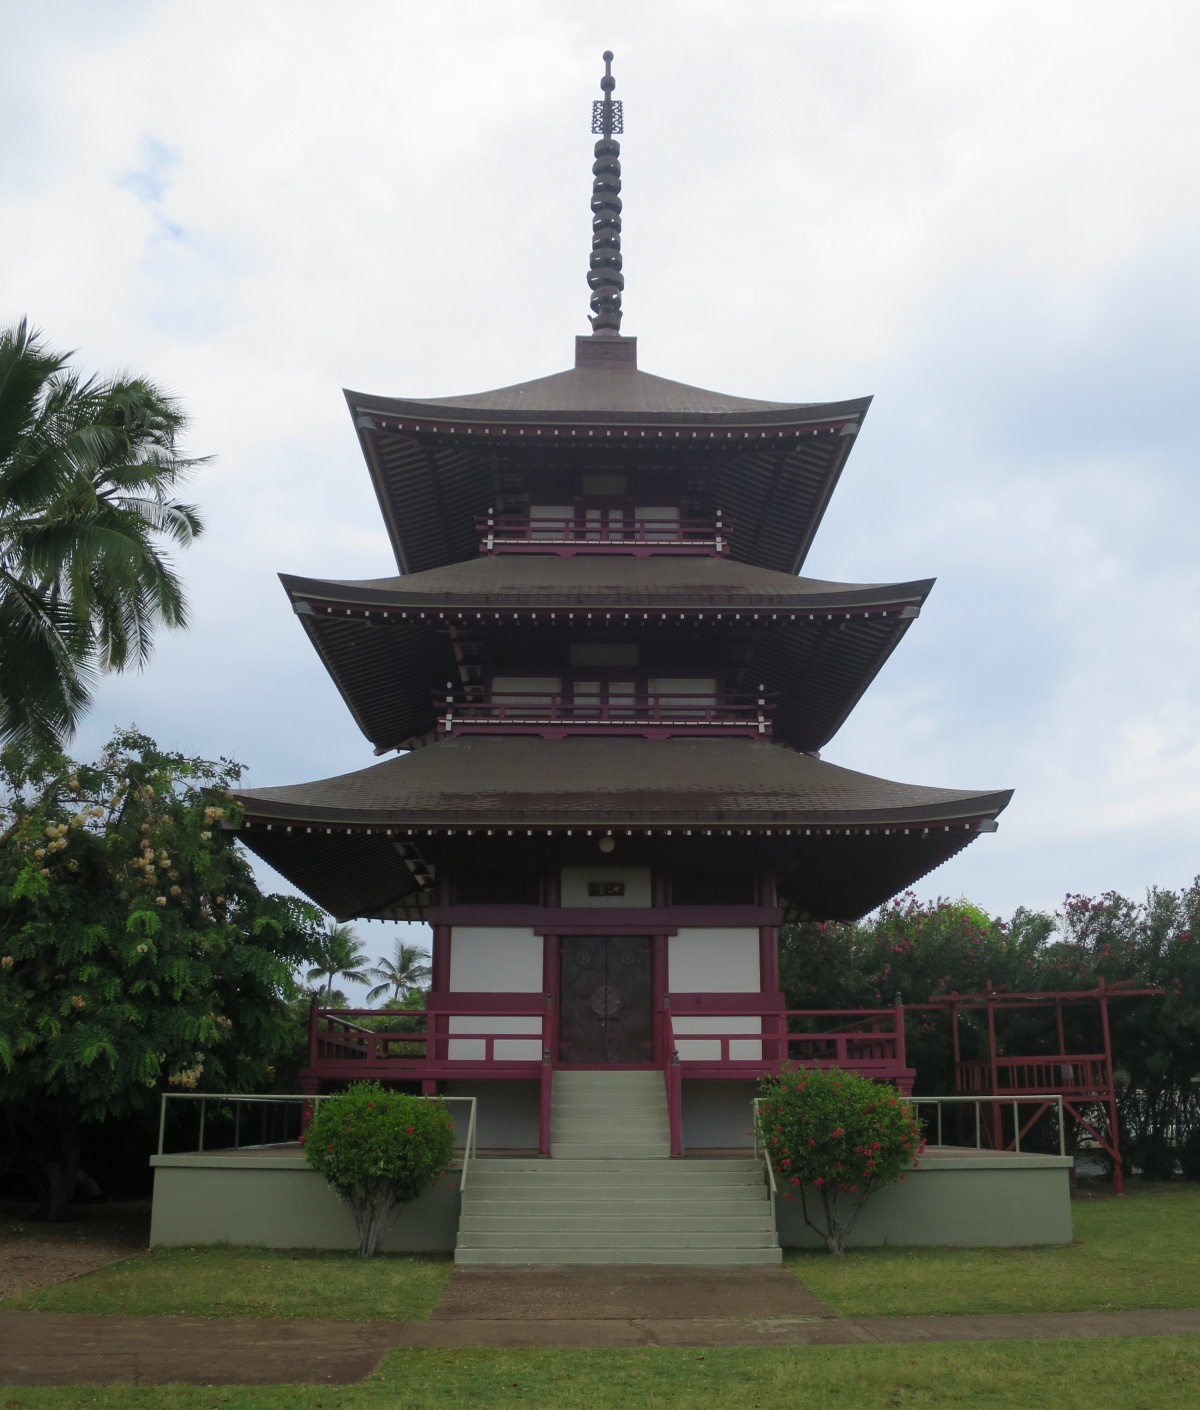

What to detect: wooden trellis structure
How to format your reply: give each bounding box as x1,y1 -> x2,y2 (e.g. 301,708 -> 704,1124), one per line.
930,978 -> 1161,1193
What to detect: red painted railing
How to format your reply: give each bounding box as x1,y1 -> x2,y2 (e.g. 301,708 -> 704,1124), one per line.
305,995 -> 553,1155
437,690 -> 772,739
476,511 -> 729,557
660,996 -> 915,1154
308,996 -> 915,1160
956,1054 -> 1111,1097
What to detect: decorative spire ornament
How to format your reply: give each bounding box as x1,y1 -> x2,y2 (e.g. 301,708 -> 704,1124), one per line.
588,51 -> 624,334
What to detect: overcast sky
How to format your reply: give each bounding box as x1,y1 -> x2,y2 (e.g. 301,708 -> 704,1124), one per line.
4,1 -> 1198,968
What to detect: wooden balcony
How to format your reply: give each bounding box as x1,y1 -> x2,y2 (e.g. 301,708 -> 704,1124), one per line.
304,996 -> 918,1158
476,511 -> 729,557
956,1055 -> 1112,1099
436,690 -> 773,739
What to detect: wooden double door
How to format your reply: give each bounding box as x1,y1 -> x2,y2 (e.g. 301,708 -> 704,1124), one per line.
558,936 -> 654,1064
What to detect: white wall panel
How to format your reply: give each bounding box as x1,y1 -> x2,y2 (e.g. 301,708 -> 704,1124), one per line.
669,928 -> 761,1060
447,926 -> 543,1060
560,866 -> 651,907
449,927 -> 543,991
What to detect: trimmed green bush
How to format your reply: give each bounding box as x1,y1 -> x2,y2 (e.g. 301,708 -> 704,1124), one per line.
303,1082 -> 455,1256
757,1065 -> 923,1254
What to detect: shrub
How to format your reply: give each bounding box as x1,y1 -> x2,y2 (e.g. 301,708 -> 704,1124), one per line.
303,1082 -> 455,1256
756,1065 -> 923,1254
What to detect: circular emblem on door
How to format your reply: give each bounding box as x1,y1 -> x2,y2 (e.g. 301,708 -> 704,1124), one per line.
590,985 -> 622,1017
575,949 -> 594,966
619,948 -> 637,966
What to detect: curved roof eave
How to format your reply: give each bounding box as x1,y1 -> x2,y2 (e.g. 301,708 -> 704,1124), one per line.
345,377 -> 873,429
233,737 -> 1011,829
278,560 -> 935,612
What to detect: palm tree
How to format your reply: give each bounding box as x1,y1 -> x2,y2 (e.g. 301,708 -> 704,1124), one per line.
306,921 -> 371,997
0,319 -> 205,749
365,938 -> 432,1005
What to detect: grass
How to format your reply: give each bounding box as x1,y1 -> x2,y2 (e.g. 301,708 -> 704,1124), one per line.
792,1182 -> 1200,1317
2,1340 -> 1199,1410
7,1183 -> 1199,1324
4,1247 -> 451,1321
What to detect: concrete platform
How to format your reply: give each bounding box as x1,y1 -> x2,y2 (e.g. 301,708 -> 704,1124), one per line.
148,1142 -> 1073,1252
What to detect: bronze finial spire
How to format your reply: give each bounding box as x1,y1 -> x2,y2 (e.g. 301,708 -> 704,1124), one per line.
588,51 -> 624,334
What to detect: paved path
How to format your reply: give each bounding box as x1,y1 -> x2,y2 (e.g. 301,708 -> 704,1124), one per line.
3,1307 -> 1200,1384
431,1265 -> 834,1321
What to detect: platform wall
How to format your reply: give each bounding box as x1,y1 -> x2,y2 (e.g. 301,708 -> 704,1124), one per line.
149,1154 -> 460,1251
149,1149 -> 1073,1251
777,1153 -> 1073,1248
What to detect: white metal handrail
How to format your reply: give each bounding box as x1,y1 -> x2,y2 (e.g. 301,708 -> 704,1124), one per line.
157,1092 -> 479,1193
751,1092 -> 1068,1188
750,1097 -> 778,1225
905,1093 -> 1067,1156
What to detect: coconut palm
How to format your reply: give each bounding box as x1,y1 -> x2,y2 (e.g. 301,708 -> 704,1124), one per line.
365,938 -> 432,1005
306,921 -> 371,997
0,319 -> 205,748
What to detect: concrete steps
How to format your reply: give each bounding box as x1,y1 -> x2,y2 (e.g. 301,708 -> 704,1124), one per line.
454,1072 -> 781,1265
550,1071 -> 670,1159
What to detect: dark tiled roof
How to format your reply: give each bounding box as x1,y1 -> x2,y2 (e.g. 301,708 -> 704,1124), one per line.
283,556 -> 932,610
348,366 -> 867,424
233,739 -> 1010,922
235,737 -> 1009,828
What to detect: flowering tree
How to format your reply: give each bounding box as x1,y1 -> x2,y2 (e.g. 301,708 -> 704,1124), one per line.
757,1065 -> 924,1254
303,1082 -> 455,1256
0,729 -> 326,1218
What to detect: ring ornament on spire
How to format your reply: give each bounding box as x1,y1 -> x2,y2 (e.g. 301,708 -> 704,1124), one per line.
588,50 -> 624,333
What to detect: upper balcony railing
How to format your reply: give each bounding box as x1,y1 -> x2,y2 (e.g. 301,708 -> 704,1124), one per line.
956,1054 -> 1112,1098
476,510 -> 730,557
436,689 -> 773,739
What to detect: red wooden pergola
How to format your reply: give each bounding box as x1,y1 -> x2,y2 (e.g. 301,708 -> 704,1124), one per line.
928,977 -> 1162,1193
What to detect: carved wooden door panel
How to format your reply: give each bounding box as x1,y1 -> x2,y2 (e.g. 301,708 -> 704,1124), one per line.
559,937 -> 653,1064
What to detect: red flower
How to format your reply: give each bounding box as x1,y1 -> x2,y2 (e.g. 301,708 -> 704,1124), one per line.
405,1125 -> 414,1134
326,1144 -> 334,1152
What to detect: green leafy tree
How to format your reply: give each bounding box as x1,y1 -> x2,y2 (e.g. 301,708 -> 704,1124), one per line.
757,1065 -> 923,1253
306,921 -> 370,998
303,1081 -> 455,1256
0,729 -> 326,1218
365,938 -> 430,1005
0,318 -> 205,749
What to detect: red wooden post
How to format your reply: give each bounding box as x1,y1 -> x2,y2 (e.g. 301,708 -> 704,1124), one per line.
539,1056 -> 553,1157
986,981 -> 1003,1150
307,996 -> 319,1068
894,993 -> 907,1069
668,1054 -> 684,1157
1097,976 -> 1124,1194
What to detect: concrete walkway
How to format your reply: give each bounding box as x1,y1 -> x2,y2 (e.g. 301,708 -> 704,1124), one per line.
3,1306 -> 1200,1384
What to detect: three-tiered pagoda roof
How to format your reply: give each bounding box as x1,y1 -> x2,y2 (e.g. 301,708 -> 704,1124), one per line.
234,65 -> 1010,933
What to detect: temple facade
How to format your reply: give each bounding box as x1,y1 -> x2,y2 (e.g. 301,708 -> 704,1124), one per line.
233,57 -> 1011,1172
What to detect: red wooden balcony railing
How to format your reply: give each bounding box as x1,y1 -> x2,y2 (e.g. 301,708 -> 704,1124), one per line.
956,1054 -> 1111,1098
436,690 -> 773,739
476,511 -> 730,557
305,995 -> 555,1155
660,996 -> 916,1155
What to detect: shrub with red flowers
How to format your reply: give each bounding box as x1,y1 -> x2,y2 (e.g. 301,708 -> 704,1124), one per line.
303,1081 -> 455,1256
756,1065 -> 923,1254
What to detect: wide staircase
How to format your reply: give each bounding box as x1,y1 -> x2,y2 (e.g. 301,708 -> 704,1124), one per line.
454,1070 -> 781,1264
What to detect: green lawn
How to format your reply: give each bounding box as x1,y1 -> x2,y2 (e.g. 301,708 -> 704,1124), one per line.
793,1183 -> 1200,1317
8,1184 -> 1200,1324
6,1247 -> 451,1321
4,1340 -> 1200,1410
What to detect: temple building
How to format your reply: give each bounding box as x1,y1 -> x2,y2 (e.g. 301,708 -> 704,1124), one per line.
228,56 -> 1017,1262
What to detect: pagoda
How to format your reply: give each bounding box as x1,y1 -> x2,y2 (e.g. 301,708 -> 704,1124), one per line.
234,55 -> 1011,1182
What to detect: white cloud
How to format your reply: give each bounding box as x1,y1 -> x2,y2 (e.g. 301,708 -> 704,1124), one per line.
4,0 -> 1199,926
